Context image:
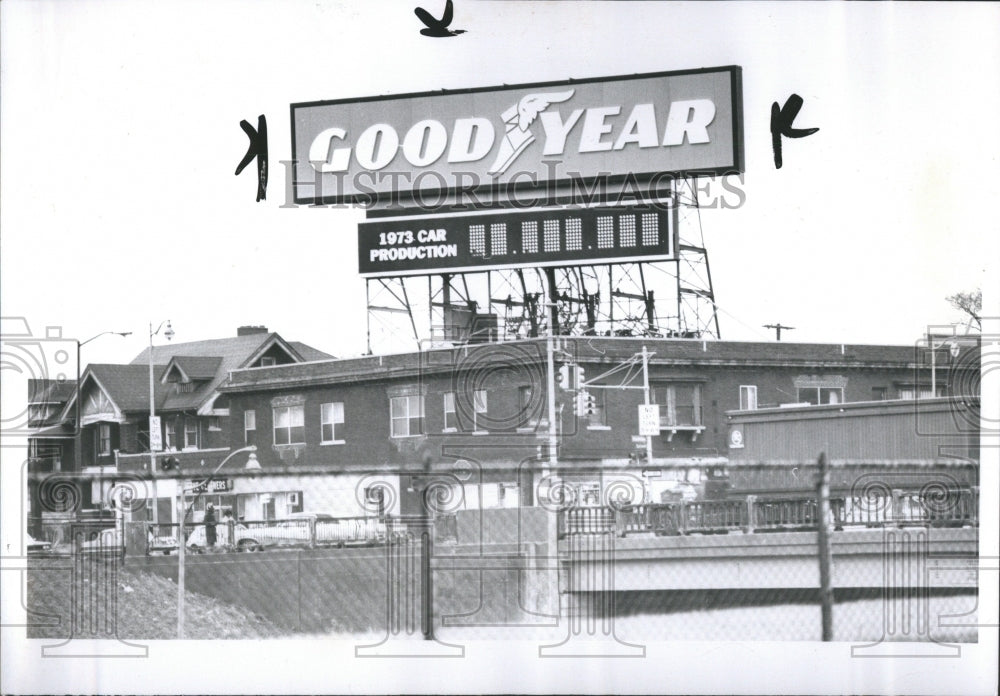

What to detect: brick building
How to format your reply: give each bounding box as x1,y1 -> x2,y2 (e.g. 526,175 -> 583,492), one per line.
207,336 -> 952,521
28,327 -> 331,534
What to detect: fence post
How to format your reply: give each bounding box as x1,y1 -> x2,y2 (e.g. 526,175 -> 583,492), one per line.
890,488 -> 903,526
614,507 -> 625,538
745,495 -> 757,534
308,517 -> 316,549
815,452 -> 834,642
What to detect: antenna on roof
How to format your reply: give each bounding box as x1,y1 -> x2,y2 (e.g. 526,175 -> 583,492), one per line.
763,323 -> 795,341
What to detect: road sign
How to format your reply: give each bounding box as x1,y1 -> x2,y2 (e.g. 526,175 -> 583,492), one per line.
149,416 -> 162,451
638,404 -> 660,436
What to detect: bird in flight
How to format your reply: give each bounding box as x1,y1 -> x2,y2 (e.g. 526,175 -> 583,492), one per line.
415,0 -> 466,37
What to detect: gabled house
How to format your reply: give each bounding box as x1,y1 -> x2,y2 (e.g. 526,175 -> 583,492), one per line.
43,326 -> 332,526
26,379 -> 78,538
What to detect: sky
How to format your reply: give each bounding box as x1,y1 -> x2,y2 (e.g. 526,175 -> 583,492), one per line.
2,1 -> 998,371
2,3 -> 999,692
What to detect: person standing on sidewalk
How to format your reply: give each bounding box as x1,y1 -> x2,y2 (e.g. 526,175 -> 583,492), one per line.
204,503 -> 217,549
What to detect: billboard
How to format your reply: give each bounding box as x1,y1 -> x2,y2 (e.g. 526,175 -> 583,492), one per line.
292,66 -> 743,206
358,205 -> 674,277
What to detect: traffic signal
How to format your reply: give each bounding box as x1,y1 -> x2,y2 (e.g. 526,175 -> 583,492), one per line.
575,389 -> 595,416
574,365 -> 586,389
557,364 -> 570,389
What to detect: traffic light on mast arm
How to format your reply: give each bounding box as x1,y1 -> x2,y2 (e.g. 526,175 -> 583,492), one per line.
574,389 -> 596,417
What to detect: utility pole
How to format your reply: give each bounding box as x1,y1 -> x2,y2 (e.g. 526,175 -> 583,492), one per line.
763,323 -> 795,341
148,320 -> 173,528
641,345 -> 653,467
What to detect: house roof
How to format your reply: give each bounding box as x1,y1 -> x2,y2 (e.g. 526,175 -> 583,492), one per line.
130,331 -> 333,412
57,331 -> 332,420
164,356 -> 224,381
289,341 -> 336,362
28,378 -> 77,404
220,336 -> 955,393
86,364 -> 169,412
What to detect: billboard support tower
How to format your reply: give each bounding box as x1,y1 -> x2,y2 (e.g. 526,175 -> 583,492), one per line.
672,177 -> 721,339
362,177 -> 722,353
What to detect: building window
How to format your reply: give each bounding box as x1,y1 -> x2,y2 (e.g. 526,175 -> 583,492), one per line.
518,386 -> 534,427
897,385 -> 944,400
390,395 -> 424,438
184,420 -> 200,449
244,409 -> 256,445
871,387 -> 887,401
208,416 -> 221,431
739,385 -> 758,410
260,356 -> 276,367
473,390 -> 487,431
165,420 -> 176,450
98,424 -> 111,456
652,383 -> 702,426
321,402 -> 345,443
796,387 -> 843,405
273,404 -> 305,445
443,392 -> 457,431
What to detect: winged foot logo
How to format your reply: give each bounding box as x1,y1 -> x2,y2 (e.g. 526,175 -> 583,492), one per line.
487,90 -> 576,176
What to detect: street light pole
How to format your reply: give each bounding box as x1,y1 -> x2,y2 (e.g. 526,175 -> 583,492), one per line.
74,331 -> 131,512
177,445 -> 258,639
641,345 -> 653,467
148,320 -> 174,528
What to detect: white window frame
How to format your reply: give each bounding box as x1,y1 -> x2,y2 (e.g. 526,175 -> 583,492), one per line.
244,409 -> 256,444
273,404 -> 305,445
320,402 -> 345,444
653,383 -> 703,426
260,356 -> 276,367
98,423 -> 111,455
472,390 -> 488,432
184,419 -> 200,450
739,385 -> 758,410
796,386 -> 844,405
443,392 -> 457,432
164,420 -> 176,450
390,395 -> 424,438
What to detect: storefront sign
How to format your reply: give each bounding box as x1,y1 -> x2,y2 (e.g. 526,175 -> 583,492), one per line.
188,478 -> 233,495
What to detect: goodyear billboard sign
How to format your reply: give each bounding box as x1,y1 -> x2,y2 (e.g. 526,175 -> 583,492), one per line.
291,66 -> 743,206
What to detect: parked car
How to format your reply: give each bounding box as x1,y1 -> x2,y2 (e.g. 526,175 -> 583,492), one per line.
186,521 -> 264,552
27,534 -> 52,554
79,526 -> 179,555
236,513 -> 388,549
79,527 -> 122,554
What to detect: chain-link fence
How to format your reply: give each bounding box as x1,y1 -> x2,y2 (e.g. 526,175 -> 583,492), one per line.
23,465 -> 980,650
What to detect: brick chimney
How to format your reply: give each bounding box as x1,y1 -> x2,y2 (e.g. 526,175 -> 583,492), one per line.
237,325 -> 269,336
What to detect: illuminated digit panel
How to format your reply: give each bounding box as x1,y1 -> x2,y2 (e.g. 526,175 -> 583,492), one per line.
358,206 -> 675,278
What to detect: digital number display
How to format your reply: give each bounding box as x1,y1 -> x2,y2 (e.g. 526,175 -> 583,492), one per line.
358,206 -> 675,277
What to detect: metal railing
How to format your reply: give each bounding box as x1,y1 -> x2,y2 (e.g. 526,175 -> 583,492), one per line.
558,488 -> 979,538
